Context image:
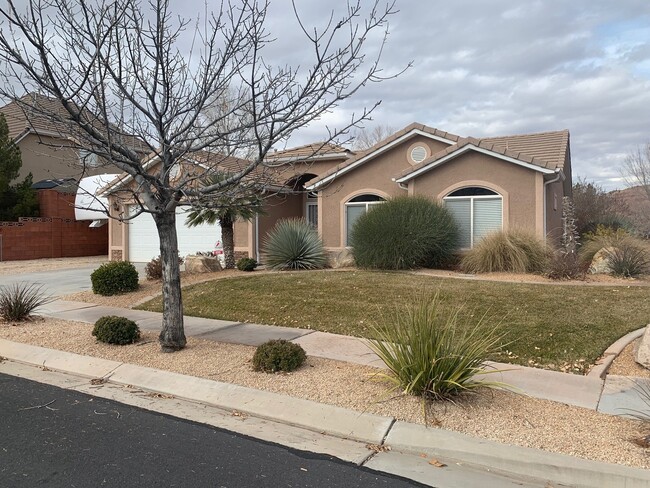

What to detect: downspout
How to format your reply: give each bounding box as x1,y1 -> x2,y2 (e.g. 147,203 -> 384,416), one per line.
543,169 -> 565,239
398,182 -> 408,190
255,214 -> 260,263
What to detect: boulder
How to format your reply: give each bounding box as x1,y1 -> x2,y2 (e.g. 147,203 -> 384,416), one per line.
330,248 -> 356,269
635,326 -> 650,369
588,247 -> 615,274
184,255 -> 222,274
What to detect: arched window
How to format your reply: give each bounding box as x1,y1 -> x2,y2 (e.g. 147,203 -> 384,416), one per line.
444,187 -> 502,249
345,194 -> 386,246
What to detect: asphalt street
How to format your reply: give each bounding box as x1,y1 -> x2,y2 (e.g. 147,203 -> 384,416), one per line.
0,373 -> 423,487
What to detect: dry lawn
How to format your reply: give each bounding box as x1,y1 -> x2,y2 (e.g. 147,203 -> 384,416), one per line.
1,317 -> 649,470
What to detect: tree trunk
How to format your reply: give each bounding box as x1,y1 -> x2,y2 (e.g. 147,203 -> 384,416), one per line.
154,210 -> 186,352
221,216 -> 236,269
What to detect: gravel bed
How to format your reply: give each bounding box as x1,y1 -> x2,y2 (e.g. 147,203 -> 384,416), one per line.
0,256 -> 106,275
1,317 -> 648,469
609,339 -> 650,379
61,269 -> 248,308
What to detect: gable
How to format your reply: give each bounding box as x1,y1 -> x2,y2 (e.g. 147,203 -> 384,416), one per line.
306,123 -> 459,190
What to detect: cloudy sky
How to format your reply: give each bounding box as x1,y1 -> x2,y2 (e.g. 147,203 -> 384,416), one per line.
265,0 -> 650,190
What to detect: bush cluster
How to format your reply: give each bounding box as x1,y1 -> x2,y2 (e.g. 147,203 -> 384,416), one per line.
144,254 -> 185,281
92,315 -> 141,345
579,227 -> 650,278
91,261 -> 139,296
351,196 -> 458,270
0,282 -> 52,321
263,219 -> 326,270
460,230 -> 549,274
236,257 -> 257,272
368,295 -> 504,400
252,339 -> 306,373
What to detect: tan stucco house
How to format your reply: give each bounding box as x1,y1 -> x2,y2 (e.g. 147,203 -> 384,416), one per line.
103,123 -> 572,263
1,93 -> 144,182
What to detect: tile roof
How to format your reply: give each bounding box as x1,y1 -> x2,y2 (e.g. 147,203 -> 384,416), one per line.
266,142 -> 352,162
1,92 -> 149,154
395,129 -> 570,182
307,123 -> 460,188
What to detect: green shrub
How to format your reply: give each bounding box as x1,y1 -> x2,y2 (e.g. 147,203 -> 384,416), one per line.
351,196 -> 458,270
91,261 -> 139,296
252,339 -> 307,373
368,295 -> 505,400
263,219 -> 326,270
92,315 -> 141,345
236,257 -> 257,272
0,282 -> 53,321
144,255 -> 185,281
460,230 -> 549,274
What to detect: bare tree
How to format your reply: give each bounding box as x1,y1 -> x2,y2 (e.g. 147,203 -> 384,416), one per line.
622,143 -> 650,201
0,0 -> 402,351
352,124 -> 395,150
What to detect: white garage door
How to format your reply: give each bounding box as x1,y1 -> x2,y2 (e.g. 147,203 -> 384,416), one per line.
127,206 -> 222,262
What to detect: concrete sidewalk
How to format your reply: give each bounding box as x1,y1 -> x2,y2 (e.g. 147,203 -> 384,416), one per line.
40,299 -> 616,409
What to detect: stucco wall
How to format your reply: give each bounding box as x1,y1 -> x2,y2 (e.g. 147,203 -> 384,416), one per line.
319,135 -> 449,248
258,194 -> 305,254
18,134 -> 119,182
410,151 -> 543,237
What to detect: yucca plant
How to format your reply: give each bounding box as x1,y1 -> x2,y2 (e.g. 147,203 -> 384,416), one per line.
368,294 -> 506,401
460,229 -> 549,274
605,244 -> 650,278
262,218 -> 327,270
0,282 -> 53,321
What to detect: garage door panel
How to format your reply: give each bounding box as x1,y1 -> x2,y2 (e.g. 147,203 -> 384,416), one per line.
127,206 -> 222,262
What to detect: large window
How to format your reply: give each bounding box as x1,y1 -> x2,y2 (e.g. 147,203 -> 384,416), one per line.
345,194 -> 385,245
444,187 -> 502,249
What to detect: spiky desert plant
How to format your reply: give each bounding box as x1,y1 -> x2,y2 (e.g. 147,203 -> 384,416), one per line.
0,282 -> 53,321
368,294 -> 506,400
262,218 -> 326,270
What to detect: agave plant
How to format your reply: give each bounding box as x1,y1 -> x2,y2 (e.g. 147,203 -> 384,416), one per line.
262,218 -> 327,270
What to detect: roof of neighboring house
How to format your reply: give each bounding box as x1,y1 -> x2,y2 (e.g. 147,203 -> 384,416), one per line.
1,92 -> 149,154
395,129 -> 570,183
265,142 -> 352,163
306,123 -> 460,189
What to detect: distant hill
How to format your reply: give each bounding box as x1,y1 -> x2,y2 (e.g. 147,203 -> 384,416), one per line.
609,185 -> 650,236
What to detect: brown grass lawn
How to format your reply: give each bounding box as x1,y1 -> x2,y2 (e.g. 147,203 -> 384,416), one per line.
137,270 -> 650,372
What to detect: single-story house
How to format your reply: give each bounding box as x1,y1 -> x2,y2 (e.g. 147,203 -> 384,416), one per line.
101,123 -> 571,263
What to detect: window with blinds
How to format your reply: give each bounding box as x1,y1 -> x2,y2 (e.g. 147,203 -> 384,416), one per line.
444,187 -> 502,249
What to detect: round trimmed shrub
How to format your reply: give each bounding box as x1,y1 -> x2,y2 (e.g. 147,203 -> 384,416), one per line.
252,339 -> 307,373
262,219 -> 326,270
91,261 -> 139,296
92,315 -> 141,345
236,257 -> 257,272
350,196 -> 459,270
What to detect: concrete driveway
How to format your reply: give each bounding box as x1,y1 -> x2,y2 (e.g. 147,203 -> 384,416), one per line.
0,262 -> 147,297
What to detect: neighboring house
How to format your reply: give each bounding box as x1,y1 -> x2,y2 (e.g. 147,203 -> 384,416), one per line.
102,123 -> 572,263
1,92 -> 147,182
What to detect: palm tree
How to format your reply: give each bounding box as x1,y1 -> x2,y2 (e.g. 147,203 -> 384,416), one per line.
185,175 -> 263,269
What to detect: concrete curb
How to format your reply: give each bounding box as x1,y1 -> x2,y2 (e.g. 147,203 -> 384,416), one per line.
589,327 -> 647,380
386,422 -> 650,488
1,338 -> 649,487
0,339 -> 391,445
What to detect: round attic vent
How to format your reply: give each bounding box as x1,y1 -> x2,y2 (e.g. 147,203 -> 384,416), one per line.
410,145 -> 427,164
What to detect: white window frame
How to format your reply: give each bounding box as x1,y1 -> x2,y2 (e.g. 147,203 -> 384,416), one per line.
344,195 -> 385,246
444,194 -> 502,249
79,148 -> 99,168
306,200 -> 318,228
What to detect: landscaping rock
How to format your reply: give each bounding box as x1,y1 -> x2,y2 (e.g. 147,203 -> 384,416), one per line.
184,255 -> 222,274
588,247 -> 614,274
330,248 -> 356,269
634,326 -> 650,370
